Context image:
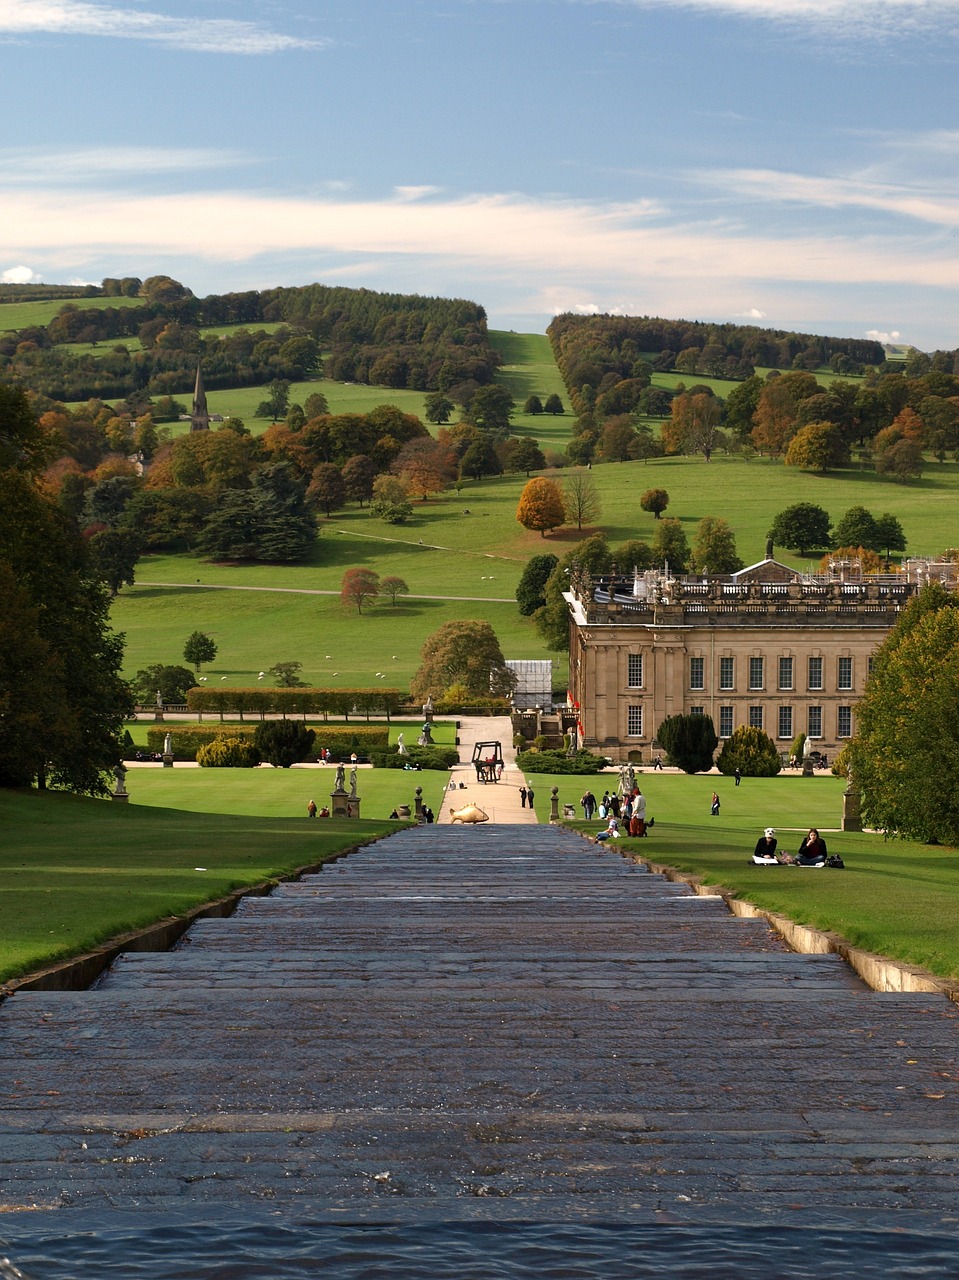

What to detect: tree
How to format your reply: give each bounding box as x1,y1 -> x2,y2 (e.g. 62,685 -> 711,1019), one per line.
465,385 -> 514,435
613,539 -> 655,572
767,503 -> 831,556
819,545 -> 884,574
723,375 -> 764,442
341,454 -> 377,506
544,393 -> 565,415
690,517 -> 743,574
784,420 -> 850,472
370,474 -> 413,523
0,449 -> 130,793
269,660 -> 307,687
504,436 -> 546,476
665,392 -> 722,460
184,630 -> 218,672
716,725 -> 781,776
516,553 -> 559,615
597,416 -> 636,462
640,488 -> 669,519
84,474 -> 139,528
424,392 -> 455,424
657,714 -> 718,773
380,575 -> 409,605
535,535 -> 612,650
523,394 -> 543,414
131,664 -> 196,704
874,433 -> 923,482
411,620 -> 517,701
460,436 -> 503,481
651,518 -> 689,571
875,513 -> 907,558
852,584 -> 959,842
198,463 -> 317,563
562,469 -> 602,530
254,720 -> 316,768
393,436 -> 455,499
341,567 -> 380,613
306,462 -> 346,516
751,372 -> 818,455
516,476 -> 565,537
303,391 -> 330,420
87,526 -> 141,597
832,506 -> 881,552
255,379 -> 291,420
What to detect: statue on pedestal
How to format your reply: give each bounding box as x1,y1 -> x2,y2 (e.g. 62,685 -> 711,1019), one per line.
334,762 -> 346,793
349,766 -> 358,799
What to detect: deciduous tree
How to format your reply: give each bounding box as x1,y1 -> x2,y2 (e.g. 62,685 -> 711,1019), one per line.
562,468 -> 602,530
516,476 -> 565,537
183,630 -> 218,672
87,526 -> 141,597
690,516 -> 743,574
340,567 -> 380,613
544,393 -> 565,415
306,462 -> 346,516
380,575 -> 409,605
767,503 -> 831,556
640,488 -> 669,519
651,517 -> 689,571
516,553 -> 559,615
504,436 -> 546,475
411,620 -> 516,701
784,420 -> 849,472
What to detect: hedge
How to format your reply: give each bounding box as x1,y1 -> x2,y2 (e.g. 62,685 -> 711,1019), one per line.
147,724 -> 388,762
196,737 -> 260,768
368,745 -> 459,771
516,748 -> 606,775
185,687 -> 407,721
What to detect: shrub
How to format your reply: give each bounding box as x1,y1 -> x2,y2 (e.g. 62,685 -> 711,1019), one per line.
147,723 -> 387,761
516,748 -> 604,774
368,745 -> 459,770
716,725 -> 782,777
657,714 -> 718,774
196,736 -> 260,768
254,721 -> 316,768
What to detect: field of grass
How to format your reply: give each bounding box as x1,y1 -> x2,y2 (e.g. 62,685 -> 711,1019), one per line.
523,771 -> 959,982
0,295 -> 146,332
124,766 -> 450,822
0,788 -> 396,983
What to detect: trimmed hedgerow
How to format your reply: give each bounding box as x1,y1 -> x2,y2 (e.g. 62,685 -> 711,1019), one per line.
516,748 -> 605,775
147,723 -> 388,762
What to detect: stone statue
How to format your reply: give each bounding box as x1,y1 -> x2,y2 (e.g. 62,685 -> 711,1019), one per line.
765,535 -> 774,561
397,732 -> 408,756
114,764 -> 128,795
334,763 -> 346,792
422,695 -> 434,722
802,736 -> 812,760
156,689 -> 163,709
418,722 -> 433,746
163,732 -> 172,756
349,766 -> 358,798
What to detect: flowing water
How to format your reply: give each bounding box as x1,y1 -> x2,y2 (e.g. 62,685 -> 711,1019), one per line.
3,1217 -> 959,1279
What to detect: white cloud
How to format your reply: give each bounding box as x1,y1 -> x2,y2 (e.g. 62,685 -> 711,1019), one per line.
2,265 -> 41,283
393,185 -> 442,202
866,329 -> 903,343
0,146 -> 252,183
690,166 -> 959,229
603,0 -> 959,37
735,307 -> 767,318
0,0 -> 326,53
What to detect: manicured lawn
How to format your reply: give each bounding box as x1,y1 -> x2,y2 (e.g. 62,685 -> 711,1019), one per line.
0,789 -> 397,983
524,771 -> 959,982
124,765 -> 450,822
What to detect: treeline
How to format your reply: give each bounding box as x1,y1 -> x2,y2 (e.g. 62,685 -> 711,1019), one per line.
547,313 -> 887,416
0,276 -> 501,403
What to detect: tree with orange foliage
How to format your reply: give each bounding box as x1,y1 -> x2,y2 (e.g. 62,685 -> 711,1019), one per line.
819,545 -> 884,574
516,476 -> 565,537
751,371 -> 819,456
340,567 -> 381,614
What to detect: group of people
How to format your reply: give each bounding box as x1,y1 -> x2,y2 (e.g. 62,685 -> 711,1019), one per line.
306,800 -> 330,818
751,827 -> 831,866
519,784 -> 536,808
589,786 -> 650,840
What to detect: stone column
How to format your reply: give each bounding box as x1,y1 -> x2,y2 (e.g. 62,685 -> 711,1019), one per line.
549,786 -> 560,823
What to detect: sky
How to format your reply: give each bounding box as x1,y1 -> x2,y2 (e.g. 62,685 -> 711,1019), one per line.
3,0 -> 959,349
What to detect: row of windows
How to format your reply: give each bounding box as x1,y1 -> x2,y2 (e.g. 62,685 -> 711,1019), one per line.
627,654 -> 859,692
626,705 -> 853,740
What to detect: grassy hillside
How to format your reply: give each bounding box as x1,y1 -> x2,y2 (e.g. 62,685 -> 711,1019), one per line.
0,295 -> 146,332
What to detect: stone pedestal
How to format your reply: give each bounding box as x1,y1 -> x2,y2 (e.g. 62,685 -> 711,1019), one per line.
162,753 -> 173,769
414,786 -> 424,822
842,784 -> 862,832
112,766 -> 130,803
549,786 -> 560,824
331,789 -> 349,818
802,758 -> 814,777
347,798 -> 361,819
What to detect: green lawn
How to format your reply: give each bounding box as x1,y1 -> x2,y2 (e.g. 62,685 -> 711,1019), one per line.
0,295 -> 146,332
523,771 -> 959,983
0,788 -> 397,983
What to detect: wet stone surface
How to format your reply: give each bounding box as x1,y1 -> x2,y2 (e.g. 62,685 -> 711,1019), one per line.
1,825 -> 959,1221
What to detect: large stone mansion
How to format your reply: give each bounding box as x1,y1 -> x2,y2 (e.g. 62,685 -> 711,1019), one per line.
564,551 -> 955,762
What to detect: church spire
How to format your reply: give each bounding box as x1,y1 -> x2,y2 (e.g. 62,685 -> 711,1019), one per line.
190,360 -> 210,432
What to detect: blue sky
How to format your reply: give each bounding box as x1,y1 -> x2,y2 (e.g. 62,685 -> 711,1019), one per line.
3,0 -> 959,348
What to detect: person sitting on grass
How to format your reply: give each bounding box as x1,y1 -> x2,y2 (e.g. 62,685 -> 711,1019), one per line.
594,815 -> 621,842
751,828 -> 780,864
794,828 -> 828,866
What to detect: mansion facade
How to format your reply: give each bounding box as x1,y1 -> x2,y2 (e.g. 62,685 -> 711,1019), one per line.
564,554 -> 951,762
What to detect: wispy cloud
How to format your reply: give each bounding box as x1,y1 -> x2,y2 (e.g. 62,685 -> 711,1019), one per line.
690,166 -> 959,228
6,185 -> 959,294
0,146 -> 253,183
600,0 -> 959,36
0,0 -> 326,53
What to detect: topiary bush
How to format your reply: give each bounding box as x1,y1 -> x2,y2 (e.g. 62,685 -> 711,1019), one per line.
516,748 -> 604,774
196,736 -> 261,768
368,745 -> 459,770
657,714 -> 718,774
253,721 -> 316,768
716,725 -> 782,776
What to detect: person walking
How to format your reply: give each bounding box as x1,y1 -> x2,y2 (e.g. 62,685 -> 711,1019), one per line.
519,786 -> 528,808
711,791 -> 721,816
734,768 -> 742,787
307,799 -> 317,818
580,790 -> 596,820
